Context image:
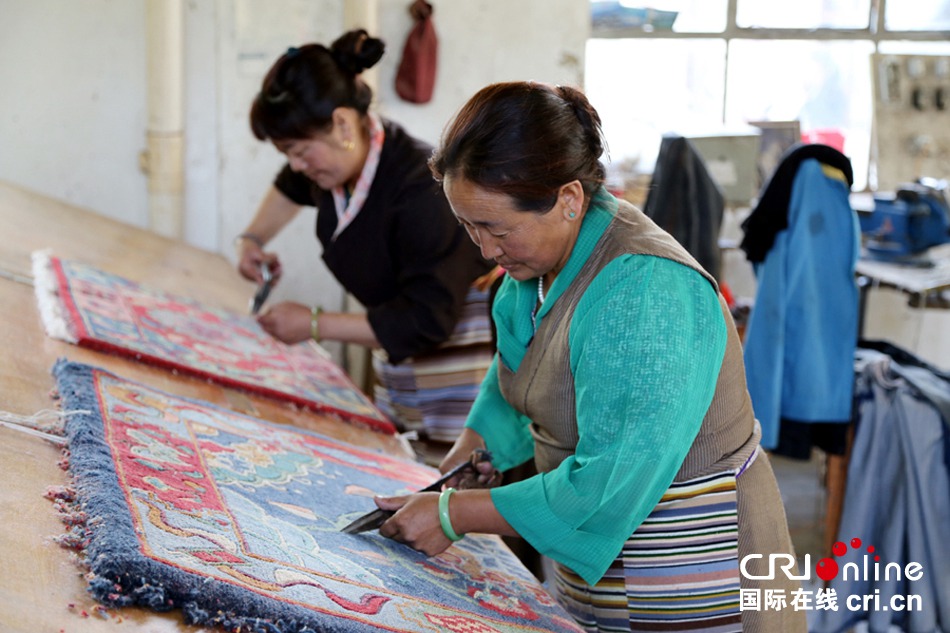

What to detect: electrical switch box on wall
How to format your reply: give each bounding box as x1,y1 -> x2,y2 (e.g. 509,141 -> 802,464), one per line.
872,53 -> 950,191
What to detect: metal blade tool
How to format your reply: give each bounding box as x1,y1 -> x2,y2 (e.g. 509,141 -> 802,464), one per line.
341,449 -> 492,534
249,262 -> 274,315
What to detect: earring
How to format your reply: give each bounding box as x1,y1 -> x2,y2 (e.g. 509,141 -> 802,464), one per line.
342,139 -> 355,151
569,211 -> 576,218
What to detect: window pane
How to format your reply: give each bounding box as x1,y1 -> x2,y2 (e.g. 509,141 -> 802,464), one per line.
878,41 -> 950,55
590,1 -> 727,34
725,40 -> 875,190
585,39 -> 726,182
885,0 -> 950,31
736,0 -> 870,29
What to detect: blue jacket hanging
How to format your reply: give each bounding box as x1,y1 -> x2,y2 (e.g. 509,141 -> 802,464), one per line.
742,155 -> 860,449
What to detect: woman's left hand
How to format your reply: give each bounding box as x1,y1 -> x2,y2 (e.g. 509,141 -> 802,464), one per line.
375,492 -> 453,556
256,301 -> 311,343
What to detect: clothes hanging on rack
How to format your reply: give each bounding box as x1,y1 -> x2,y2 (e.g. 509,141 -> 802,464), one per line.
740,143 -> 854,264
643,134 -> 725,280
741,147 -> 860,452
812,340 -> 950,633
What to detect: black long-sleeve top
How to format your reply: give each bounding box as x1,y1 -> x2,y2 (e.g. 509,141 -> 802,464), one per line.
274,119 -> 493,364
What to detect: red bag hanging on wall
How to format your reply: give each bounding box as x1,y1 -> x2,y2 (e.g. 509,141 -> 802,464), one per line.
395,0 -> 438,104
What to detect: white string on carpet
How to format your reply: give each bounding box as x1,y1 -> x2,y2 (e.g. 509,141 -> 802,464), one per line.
0,267 -> 33,286
0,408 -> 90,446
0,420 -> 67,445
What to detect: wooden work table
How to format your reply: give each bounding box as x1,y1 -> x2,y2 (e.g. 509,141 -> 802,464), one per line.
0,180 -> 412,633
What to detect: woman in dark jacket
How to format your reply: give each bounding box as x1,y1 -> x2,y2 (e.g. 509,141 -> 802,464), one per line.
237,29 -> 496,441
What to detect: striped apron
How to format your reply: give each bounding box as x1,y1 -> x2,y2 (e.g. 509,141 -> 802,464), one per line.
373,277 -> 497,443
553,448 -> 760,632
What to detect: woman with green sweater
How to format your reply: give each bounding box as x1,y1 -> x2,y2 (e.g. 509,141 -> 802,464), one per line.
374,81 -> 805,633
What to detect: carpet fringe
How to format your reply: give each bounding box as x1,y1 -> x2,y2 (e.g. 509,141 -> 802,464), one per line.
32,249 -> 78,343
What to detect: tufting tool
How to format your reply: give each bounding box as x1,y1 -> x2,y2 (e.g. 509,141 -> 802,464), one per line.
249,261 -> 274,315
341,449 -> 492,534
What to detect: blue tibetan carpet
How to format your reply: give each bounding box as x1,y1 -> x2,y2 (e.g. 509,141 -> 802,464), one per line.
49,360 -> 582,633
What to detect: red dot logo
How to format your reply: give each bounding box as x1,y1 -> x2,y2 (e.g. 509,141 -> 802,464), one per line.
817,536 -> 878,582
816,558 -> 839,581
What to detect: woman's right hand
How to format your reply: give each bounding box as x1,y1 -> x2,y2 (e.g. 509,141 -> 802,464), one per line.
237,240 -> 282,285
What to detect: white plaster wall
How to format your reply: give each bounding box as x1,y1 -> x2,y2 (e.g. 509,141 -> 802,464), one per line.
375,0 -> 590,146
0,0 -> 148,228
184,0 -> 221,251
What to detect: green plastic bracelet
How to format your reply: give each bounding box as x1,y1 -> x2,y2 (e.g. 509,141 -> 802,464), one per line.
438,488 -> 464,542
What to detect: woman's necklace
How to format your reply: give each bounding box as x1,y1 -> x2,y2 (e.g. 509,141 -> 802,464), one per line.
531,276 -> 546,332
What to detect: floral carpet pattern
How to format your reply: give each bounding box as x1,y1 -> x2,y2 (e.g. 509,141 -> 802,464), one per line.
50,360 -> 581,633
33,251 -> 392,432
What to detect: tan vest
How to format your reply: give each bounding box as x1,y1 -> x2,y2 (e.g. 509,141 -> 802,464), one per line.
497,200 -> 759,480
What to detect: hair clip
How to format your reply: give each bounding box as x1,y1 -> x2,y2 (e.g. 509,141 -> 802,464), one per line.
264,90 -> 291,104
285,46 -> 301,58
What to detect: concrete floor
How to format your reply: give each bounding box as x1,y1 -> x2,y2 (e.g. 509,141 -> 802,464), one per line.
771,450 -> 828,562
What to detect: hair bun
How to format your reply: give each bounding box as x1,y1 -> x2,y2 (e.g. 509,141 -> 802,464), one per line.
556,85 -> 606,160
330,29 -> 385,75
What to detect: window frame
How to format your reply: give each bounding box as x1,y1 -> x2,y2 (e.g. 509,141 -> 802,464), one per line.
588,0 -> 950,193
590,0 -> 950,41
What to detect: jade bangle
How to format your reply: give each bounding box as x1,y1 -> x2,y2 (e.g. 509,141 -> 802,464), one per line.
438,488 -> 464,542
